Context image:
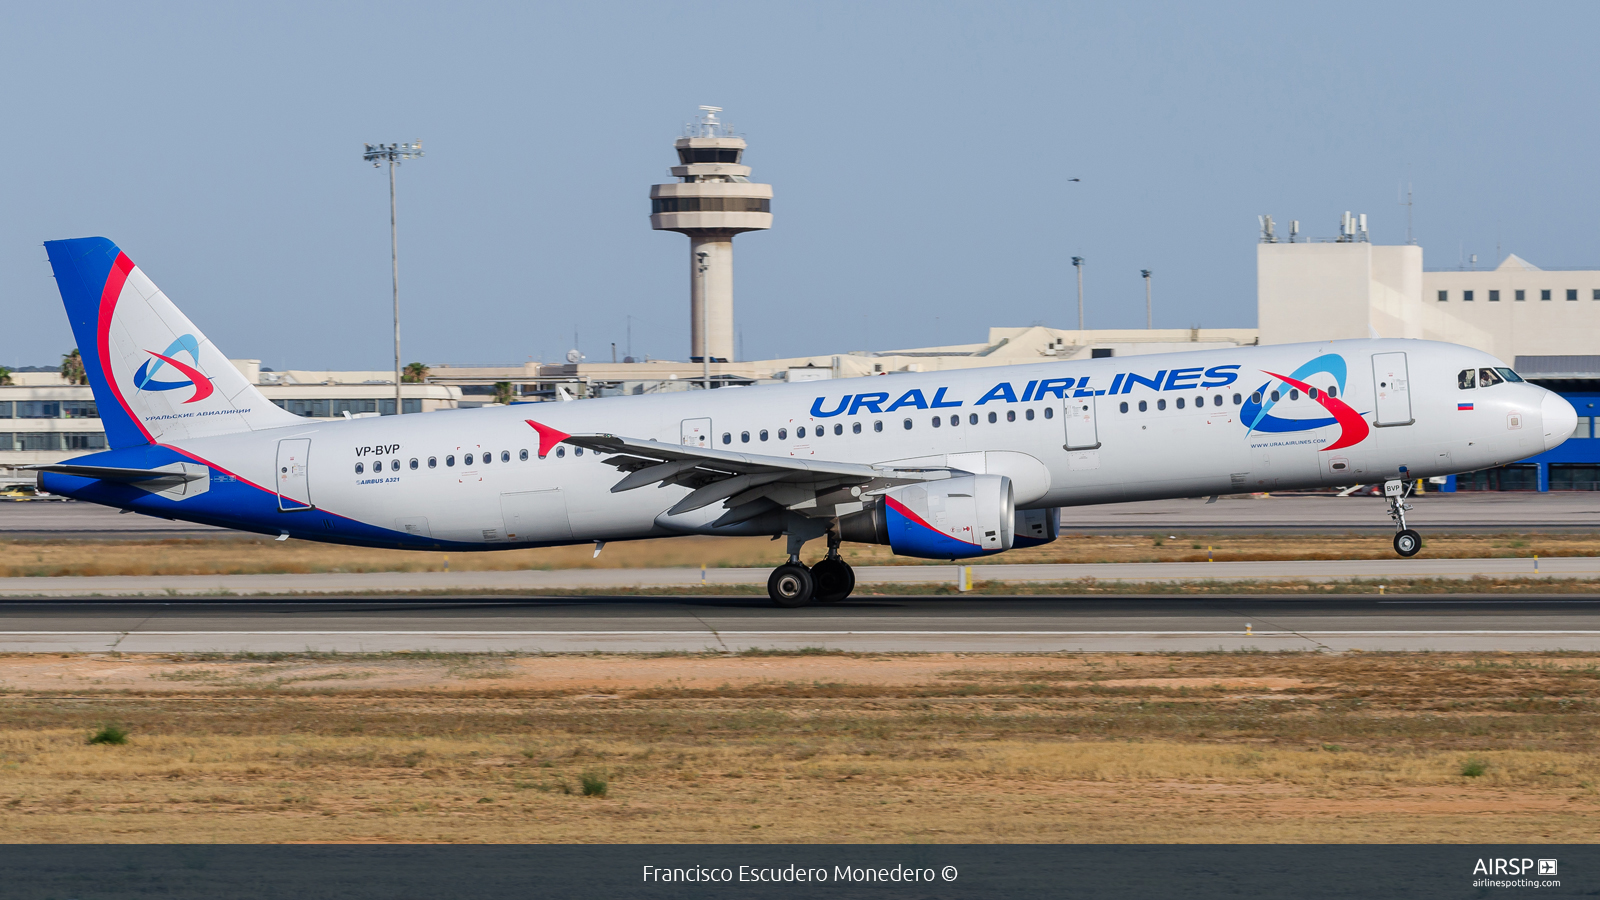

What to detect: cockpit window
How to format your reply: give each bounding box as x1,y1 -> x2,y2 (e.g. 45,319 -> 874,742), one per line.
1479,367 -> 1504,387
1458,369 -> 1476,389
1496,367 -> 1525,383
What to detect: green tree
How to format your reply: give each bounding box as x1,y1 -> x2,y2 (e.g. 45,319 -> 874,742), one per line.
402,361 -> 430,384
61,349 -> 87,385
493,382 -> 515,405
0,366 -> 12,386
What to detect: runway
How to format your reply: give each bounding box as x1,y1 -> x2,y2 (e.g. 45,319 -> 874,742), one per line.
3,594 -> 1599,653
0,554 -> 1594,597
4,491 -> 1598,538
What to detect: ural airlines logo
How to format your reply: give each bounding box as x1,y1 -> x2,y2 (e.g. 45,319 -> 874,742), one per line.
131,334 -> 214,404
1242,353 -> 1369,451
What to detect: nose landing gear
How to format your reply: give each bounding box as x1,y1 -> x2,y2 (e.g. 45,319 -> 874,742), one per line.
1385,478 -> 1422,558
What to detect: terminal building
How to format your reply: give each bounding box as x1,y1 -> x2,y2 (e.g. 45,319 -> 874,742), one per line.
2,106 -> 1595,492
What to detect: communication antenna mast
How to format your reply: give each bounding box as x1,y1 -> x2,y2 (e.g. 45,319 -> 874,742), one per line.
1399,181 -> 1415,245
1289,220 -> 1299,243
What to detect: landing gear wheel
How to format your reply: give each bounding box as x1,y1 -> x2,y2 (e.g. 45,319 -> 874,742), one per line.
1393,529 -> 1421,558
811,558 -> 855,604
768,563 -> 816,608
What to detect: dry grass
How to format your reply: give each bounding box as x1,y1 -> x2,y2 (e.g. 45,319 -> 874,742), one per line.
0,530 -> 1593,578
0,651 -> 1596,843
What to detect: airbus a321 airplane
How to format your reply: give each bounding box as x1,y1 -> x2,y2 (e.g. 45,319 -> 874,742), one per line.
33,237 -> 1577,606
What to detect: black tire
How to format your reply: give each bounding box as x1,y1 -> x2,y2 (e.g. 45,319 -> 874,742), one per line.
1394,529 -> 1421,558
767,563 -> 816,608
811,558 -> 855,604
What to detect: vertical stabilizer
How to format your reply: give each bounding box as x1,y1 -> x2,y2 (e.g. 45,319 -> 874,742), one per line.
44,237 -> 302,448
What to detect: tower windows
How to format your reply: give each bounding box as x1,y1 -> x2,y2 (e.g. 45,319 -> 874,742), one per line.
651,197 -> 769,214
675,147 -> 743,164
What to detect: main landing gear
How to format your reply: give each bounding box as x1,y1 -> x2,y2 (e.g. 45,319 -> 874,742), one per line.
767,529 -> 856,608
1385,478 -> 1422,558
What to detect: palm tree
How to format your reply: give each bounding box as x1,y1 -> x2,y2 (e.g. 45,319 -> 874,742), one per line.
0,367 -> 13,386
61,349 -> 87,385
493,382 -> 514,405
402,361 -> 430,384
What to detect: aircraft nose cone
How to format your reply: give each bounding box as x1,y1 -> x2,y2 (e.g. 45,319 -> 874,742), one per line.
1541,391 -> 1578,451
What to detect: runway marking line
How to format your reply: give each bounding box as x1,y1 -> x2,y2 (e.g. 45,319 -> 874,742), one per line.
6,630 -> 1600,637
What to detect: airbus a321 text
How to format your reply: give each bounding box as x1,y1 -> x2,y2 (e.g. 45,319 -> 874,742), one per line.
32,238 -> 1577,606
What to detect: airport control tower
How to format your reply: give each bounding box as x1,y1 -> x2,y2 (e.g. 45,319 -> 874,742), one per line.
649,107 -> 772,362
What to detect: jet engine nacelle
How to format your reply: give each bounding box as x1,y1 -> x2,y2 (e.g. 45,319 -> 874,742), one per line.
839,474 -> 1014,559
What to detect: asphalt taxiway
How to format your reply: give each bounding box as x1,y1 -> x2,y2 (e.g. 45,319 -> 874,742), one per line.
2,594 -> 1597,653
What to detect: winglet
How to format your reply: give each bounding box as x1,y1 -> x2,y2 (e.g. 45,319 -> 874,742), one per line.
525,420 -> 571,458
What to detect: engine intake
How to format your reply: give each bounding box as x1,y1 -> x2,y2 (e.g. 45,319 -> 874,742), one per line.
839,474 -> 1014,559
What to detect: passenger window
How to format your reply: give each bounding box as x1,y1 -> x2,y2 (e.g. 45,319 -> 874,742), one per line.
797,426 -> 807,438
760,429 -> 769,441
1176,398 -> 1185,409
874,421 -> 883,432
575,447 -> 584,457
481,452 -> 490,465
932,416 -> 942,428
1007,410 -> 1016,422
1251,392 -> 1262,404
410,458 -> 419,470
1025,408 -> 1034,420
834,424 -> 843,435
446,454 -> 456,466
428,456 -> 437,468
1194,396 -> 1204,407
1307,388 -> 1318,399
1326,386 -> 1336,398
519,449 -> 528,461
1120,401 -> 1129,413
970,413 -> 979,425
722,432 -> 731,444
778,428 -> 787,440
1043,407 -> 1053,419
741,431 -> 750,443
1213,395 -> 1223,406
987,412 -> 997,424
1232,393 -> 1241,405
1138,400 -> 1148,412
1458,369 -> 1476,389
355,462 -> 364,474
903,418 -> 913,430
555,447 -> 565,458
1270,390 -> 1280,402
501,451 -> 509,463
390,458 -> 398,471
949,415 -> 959,426
1479,367 -> 1503,387
1289,389 -> 1299,401
1157,399 -> 1167,410
852,422 -> 861,434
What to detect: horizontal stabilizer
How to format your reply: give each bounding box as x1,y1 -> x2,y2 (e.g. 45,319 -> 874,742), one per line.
26,463 -> 205,484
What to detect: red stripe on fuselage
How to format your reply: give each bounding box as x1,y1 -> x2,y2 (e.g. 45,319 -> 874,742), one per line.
97,254 -> 153,442
1262,370 -> 1371,451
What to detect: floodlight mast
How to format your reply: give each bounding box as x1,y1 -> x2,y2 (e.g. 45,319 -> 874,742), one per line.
1141,269 -> 1152,329
1071,257 -> 1085,330
362,141 -> 424,415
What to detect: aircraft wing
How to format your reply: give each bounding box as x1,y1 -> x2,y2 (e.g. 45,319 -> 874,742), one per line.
558,431 -> 951,524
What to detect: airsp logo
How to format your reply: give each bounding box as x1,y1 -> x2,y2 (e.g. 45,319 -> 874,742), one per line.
1472,858 -> 1555,876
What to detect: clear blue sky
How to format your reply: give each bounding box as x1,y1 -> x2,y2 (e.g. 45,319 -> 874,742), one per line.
2,1 -> 1596,371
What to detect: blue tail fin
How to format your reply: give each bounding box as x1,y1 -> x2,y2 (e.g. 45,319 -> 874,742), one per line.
45,237 -> 300,448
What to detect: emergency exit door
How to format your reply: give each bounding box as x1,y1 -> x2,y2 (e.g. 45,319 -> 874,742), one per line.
1063,395 -> 1101,450
275,439 -> 313,511
681,418 -> 712,448
1371,352 -> 1414,427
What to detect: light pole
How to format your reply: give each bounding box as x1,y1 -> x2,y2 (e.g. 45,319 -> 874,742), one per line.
363,141 -> 424,415
1141,269 -> 1152,329
1071,257 -> 1084,330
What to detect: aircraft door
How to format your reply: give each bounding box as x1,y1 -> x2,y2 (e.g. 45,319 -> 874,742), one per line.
1371,352 -> 1414,427
501,489 -> 574,542
275,439 -> 313,511
681,417 -> 712,448
1063,395 -> 1101,450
